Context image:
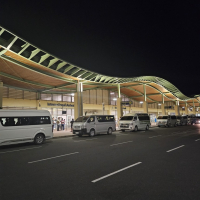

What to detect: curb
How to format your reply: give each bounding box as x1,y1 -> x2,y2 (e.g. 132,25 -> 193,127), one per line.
53,134 -> 75,139
53,130 -> 121,139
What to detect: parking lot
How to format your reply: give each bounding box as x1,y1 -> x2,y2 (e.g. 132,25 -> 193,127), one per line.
1,124 -> 200,200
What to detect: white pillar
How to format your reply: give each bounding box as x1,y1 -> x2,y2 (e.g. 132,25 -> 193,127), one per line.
143,84 -> 148,113
185,102 -> 188,115
74,82 -> 83,120
117,84 -> 122,118
0,82 -> 3,109
174,101 -> 179,115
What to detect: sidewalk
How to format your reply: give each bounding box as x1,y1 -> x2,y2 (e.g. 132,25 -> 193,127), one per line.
53,128 -> 74,138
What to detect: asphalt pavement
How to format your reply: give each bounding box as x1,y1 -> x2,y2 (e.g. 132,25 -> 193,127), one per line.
1,125 -> 200,200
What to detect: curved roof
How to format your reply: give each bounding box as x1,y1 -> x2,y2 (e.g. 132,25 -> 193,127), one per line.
0,25 -> 199,108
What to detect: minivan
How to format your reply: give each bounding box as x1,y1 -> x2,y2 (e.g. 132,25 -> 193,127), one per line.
176,115 -> 188,126
119,113 -> 150,132
72,115 -> 116,137
157,115 -> 177,127
0,110 -> 53,146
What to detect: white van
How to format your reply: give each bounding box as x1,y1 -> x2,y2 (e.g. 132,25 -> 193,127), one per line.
157,115 -> 177,127
0,110 -> 53,146
73,115 -> 116,137
119,113 -> 150,132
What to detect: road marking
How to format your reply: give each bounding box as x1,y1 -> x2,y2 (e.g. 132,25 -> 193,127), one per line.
110,141 -> 133,146
28,152 -> 79,164
166,145 -> 185,153
149,135 -> 162,138
92,162 -> 142,183
0,146 -> 42,154
195,139 -> 200,141
74,138 -> 98,142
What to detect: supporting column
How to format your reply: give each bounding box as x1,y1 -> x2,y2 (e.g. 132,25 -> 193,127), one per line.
193,99 -> 196,115
143,84 -> 148,113
174,101 -> 179,115
74,81 -> 83,120
161,104 -> 165,115
185,102 -> 188,115
0,82 -> 3,109
117,84 -> 122,119
161,94 -> 165,115
36,92 -> 41,110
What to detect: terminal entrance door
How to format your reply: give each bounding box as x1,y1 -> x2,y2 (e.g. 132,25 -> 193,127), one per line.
66,115 -> 71,129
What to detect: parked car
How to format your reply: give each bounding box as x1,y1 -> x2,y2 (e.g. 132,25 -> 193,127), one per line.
176,115 -> 188,126
187,114 -> 196,125
181,115 -> 188,125
73,115 -> 116,137
195,116 -> 200,124
157,115 -> 177,127
119,113 -> 150,132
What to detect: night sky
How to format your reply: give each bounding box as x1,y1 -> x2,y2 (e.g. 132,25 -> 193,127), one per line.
0,1 -> 199,96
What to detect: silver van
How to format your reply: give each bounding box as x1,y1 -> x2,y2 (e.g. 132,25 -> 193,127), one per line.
119,113 -> 150,132
73,115 -> 116,137
176,115 -> 188,126
157,115 -> 177,127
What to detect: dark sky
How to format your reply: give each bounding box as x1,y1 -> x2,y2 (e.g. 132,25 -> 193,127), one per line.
0,1 -> 200,96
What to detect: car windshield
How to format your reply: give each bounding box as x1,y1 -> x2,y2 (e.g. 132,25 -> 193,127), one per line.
157,116 -> 168,119
120,116 -> 134,120
75,116 -> 90,122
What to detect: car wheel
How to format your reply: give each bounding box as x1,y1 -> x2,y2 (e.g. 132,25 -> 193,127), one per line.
89,129 -> 95,137
121,129 -> 125,132
107,128 -> 112,135
158,125 -> 160,127
146,125 -> 149,130
174,123 -> 177,127
134,126 -> 138,132
34,133 -> 45,145
78,133 -> 82,137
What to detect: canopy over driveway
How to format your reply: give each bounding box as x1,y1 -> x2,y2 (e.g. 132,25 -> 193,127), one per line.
0,26 -> 199,110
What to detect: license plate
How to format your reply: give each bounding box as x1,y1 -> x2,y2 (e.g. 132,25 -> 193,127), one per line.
75,132 -> 79,134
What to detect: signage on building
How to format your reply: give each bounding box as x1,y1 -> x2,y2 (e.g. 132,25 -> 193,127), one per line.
47,103 -> 74,107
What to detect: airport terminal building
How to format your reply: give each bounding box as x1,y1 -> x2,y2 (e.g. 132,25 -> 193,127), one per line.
0,26 -> 199,127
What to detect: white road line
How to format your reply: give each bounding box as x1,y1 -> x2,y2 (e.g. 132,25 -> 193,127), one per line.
0,146 -> 42,154
92,162 -> 142,183
74,138 -> 98,142
28,152 -> 79,164
110,141 -> 133,146
149,135 -> 162,138
195,139 -> 200,141
166,145 -> 185,153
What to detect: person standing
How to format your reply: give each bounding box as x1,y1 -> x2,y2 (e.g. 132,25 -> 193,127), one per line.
57,118 -> 60,131
61,118 -> 65,130
70,118 -> 74,132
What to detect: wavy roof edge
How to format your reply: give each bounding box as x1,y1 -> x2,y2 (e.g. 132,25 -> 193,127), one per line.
0,25 -> 199,102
